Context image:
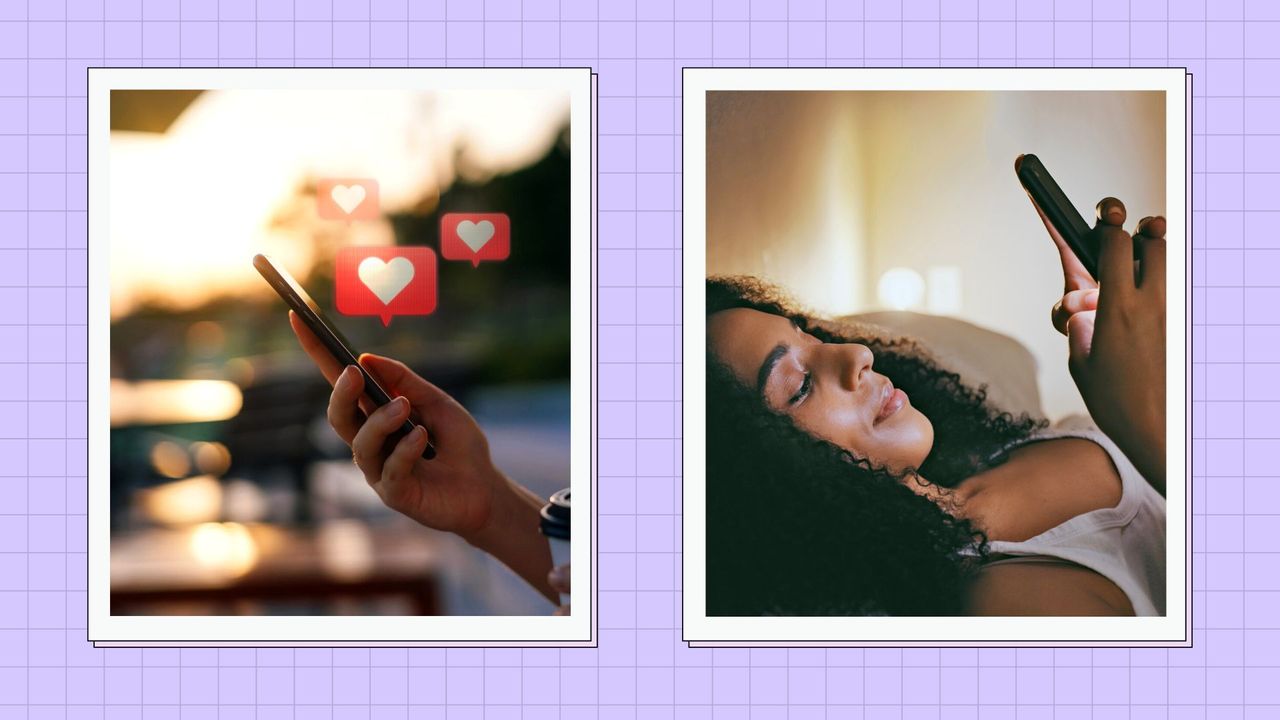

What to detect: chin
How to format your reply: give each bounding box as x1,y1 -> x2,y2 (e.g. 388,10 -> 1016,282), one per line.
908,410 -> 935,465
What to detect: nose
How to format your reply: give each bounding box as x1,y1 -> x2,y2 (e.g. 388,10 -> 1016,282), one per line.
836,343 -> 874,392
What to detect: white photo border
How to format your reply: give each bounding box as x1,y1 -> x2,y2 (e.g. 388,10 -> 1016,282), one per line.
89,67 -> 595,645
682,67 -> 1189,646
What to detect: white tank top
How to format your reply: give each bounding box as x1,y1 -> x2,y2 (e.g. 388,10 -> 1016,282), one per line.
977,421 -> 1167,616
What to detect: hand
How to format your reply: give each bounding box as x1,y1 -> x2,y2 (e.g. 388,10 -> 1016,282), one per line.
1017,179 -> 1168,492
288,310 -> 560,602
549,564 -> 570,616
1067,200 -> 1166,492
1015,155 -> 1163,335
1034,196 -> 1165,336
289,310 -> 505,535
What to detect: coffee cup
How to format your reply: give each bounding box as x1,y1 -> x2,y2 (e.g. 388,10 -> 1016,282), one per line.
539,488 -> 571,606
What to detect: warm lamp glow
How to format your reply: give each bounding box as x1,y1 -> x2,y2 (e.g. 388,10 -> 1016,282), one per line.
148,440 -> 191,479
877,268 -> 926,310
141,475 -> 222,526
192,441 -> 232,476
189,522 -> 259,578
111,379 -> 243,427
317,520 -> 376,581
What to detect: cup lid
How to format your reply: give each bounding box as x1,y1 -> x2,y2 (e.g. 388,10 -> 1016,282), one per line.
539,488 -> 570,539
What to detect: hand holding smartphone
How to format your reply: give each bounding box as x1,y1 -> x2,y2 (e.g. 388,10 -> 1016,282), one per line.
253,254 -> 436,460
1015,153 -> 1101,280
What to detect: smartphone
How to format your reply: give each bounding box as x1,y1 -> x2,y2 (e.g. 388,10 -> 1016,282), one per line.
1016,153 -> 1100,280
253,253 -> 436,460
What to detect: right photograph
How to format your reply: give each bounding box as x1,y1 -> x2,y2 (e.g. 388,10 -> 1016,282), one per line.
683,69 -> 1188,645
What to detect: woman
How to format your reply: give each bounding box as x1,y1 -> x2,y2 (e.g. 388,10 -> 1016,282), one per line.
705,194 -> 1167,617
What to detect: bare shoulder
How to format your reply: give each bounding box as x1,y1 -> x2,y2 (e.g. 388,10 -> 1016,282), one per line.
965,559 -> 1135,616
961,437 -> 1123,542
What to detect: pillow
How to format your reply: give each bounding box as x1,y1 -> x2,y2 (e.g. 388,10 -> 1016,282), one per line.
841,311 -> 1045,420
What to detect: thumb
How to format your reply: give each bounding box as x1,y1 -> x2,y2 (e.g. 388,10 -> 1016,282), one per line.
358,353 -> 463,420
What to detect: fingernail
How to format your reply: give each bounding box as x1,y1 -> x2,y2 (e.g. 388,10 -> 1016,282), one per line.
1097,197 -> 1124,224
548,565 -> 569,586
394,396 -> 409,415
337,365 -> 355,386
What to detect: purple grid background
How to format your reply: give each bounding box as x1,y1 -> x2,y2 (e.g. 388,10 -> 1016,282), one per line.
0,0 -> 1270,717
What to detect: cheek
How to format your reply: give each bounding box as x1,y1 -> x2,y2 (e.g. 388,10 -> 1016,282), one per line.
791,402 -> 865,451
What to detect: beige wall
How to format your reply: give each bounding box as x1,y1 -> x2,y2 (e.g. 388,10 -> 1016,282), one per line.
706,90 -> 1167,421
706,91 -> 870,316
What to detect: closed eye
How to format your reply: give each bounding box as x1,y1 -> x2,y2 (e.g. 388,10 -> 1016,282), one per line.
789,371 -> 813,405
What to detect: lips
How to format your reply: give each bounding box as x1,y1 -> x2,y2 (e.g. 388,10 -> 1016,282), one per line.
875,380 -> 906,423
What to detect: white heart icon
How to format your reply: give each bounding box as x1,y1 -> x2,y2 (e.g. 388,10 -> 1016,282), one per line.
357,256 -> 415,305
457,220 -> 495,253
330,184 -> 367,215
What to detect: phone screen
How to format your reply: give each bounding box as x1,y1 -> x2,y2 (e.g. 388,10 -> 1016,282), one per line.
253,253 -> 436,459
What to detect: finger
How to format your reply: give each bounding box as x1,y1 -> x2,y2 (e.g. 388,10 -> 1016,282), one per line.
289,310 -> 344,383
548,564 -> 571,594
291,311 -> 377,418
1052,299 -> 1067,336
326,365 -> 367,445
1139,236 -> 1166,294
1052,288 -> 1100,335
359,354 -> 450,460
1095,197 -> 1127,228
1061,288 -> 1100,315
380,423 -> 429,489
1065,310 -> 1096,379
1135,215 -> 1166,240
359,354 -> 460,422
1095,224 -> 1138,301
351,395 -> 412,483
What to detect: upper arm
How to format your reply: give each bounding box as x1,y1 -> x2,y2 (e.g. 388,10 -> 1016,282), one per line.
965,561 -> 1134,616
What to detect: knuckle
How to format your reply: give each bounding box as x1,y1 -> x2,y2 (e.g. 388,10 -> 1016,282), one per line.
379,479 -> 409,511
1098,225 -> 1131,243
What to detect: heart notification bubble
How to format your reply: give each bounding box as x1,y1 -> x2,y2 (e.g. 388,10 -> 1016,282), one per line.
335,246 -> 437,326
440,213 -> 511,267
317,178 -> 380,222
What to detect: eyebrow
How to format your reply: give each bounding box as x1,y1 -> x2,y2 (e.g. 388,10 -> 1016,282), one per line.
757,343 -> 789,395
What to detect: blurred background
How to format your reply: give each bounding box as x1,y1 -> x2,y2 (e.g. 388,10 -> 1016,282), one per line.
107,87 -> 571,616
706,90 -> 1166,422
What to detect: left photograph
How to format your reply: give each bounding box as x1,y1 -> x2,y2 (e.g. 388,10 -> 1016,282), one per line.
89,69 -> 594,644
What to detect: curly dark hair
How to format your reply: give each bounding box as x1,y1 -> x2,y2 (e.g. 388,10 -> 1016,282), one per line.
706,276 -> 1048,616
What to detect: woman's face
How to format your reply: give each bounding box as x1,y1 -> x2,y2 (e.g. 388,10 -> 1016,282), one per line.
708,308 -> 934,473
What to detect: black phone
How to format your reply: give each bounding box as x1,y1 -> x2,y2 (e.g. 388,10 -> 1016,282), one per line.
253,253 -> 436,460
1016,153 -> 1100,280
